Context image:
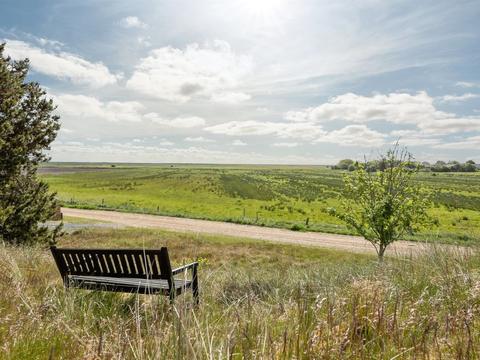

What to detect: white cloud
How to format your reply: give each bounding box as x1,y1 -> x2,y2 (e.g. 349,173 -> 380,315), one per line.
433,135 -> 480,150
137,36 -> 151,47
210,92 -> 251,104
272,142 -> 299,148
157,139 -> 175,146
64,141 -> 84,146
422,118 -> 480,134
207,120 -> 386,147
205,120 -> 326,140
456,81 -> 480,88
284,92 -> 480,135
54,94 -> 144,122
185,136 -> 215,143
439,93 -> 480,102
144,113 -> 206,128
35,37 -> 64,49
132,138 -> 173,146
316,125 -> 386,147
390,130 -> 441,146
285,92 -> 439,125
120,16 -> 147,29
4,40 -> 118,87
51,142 -> 326,164
126,40 -> 253,102
232,139 -> 247,146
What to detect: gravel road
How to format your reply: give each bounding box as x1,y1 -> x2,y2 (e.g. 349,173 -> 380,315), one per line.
62,207 -> 461,256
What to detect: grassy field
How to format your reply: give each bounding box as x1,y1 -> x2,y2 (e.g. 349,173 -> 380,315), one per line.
41,163 -> 480,244
1,226 -> 479,358
42,164 -> 480,243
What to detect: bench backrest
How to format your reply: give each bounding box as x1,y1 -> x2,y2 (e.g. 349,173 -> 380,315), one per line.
50,246 -> 172,279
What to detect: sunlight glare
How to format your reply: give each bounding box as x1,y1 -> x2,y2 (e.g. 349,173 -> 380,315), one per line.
242,0 -> 284,17
237,0 -> 288,29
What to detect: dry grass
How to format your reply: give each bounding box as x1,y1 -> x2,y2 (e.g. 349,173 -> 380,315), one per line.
0,227 -> 479,359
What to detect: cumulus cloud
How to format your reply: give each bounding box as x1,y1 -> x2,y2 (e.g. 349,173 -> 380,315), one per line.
316,125 -> 386,147
284,92 -> 440,125
54,94 -> 144,122
205,120 -> 385,147
439,93 -> 480,102
144,113 -> 206,128
131,138 -> 174,146
120,16 -> 147,29
433,135 -> 480,150
210,92 -> 251,104
157,139 -> 175,146
4,40 -> 118,87
272,142 -> 299,148
126,40 -> 253,103
456,81 -> 480,88
232,139 -> 247,146
34,37 -> 64,49
184,136 -> 215,143
389,130 -> 441,146
422,118 -> 480,134
137,36 -> 151,47
284,92 -> 480,135
205,120 -> 326,140
50,142 -> 324,164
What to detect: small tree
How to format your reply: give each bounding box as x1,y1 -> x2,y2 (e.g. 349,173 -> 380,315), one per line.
334,159 -> 355,170
329,146 -> 432,260
0,43 -> 61,245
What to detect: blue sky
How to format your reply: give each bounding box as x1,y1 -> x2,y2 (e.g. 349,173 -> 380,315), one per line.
2,0 -> 480,164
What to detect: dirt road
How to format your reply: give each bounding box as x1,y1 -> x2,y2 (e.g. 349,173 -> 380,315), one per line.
62,207 -> 457,256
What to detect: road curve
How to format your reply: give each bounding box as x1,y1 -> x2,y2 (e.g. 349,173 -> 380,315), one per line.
62,207 -> 459,256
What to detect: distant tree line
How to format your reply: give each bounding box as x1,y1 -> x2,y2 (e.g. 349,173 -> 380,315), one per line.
332,158 -> 478,173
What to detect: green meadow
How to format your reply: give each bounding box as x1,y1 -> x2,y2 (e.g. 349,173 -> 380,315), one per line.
41,163 -> 480,244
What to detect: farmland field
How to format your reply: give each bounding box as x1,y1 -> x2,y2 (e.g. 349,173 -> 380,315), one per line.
41,163 -> 480,244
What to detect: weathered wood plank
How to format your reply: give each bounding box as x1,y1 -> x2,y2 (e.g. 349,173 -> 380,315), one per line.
50,246 -> 199,303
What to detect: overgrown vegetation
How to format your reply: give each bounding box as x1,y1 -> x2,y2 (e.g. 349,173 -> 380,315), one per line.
333,158 -> 478,173
0,43 -> 61,245
40,163 -> 480,244
0,226 -> 479,358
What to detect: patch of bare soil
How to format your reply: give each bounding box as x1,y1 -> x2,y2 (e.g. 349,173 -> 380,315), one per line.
62,208 -> 466,257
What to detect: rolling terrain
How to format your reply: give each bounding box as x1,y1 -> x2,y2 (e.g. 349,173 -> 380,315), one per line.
41,163 -> 480,244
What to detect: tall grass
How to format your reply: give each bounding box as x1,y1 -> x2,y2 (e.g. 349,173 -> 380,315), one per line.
0,228 -> 479,359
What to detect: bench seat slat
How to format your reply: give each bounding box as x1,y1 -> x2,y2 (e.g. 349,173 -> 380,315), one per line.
116,253 -> 128,275
69,275 -> 191,289
111,253 -> 122,274
50,246 -> 199,304
63,253 -> 76,272
67,275 -> 192,294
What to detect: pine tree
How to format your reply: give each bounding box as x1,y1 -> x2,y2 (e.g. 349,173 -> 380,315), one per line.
0,43 -> 61,245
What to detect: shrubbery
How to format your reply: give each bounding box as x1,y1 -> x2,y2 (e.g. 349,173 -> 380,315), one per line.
333,158 -> 478,173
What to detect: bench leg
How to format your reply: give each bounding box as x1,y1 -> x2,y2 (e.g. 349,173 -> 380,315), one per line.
168,280 -> 176,304
192,265 -> 199,306
169,291 -> 175,304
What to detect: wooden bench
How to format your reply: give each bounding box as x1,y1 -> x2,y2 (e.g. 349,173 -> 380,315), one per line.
50,246 -> 199,304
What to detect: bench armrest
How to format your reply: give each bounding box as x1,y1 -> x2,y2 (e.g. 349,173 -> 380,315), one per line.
172,262 -> 198,276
